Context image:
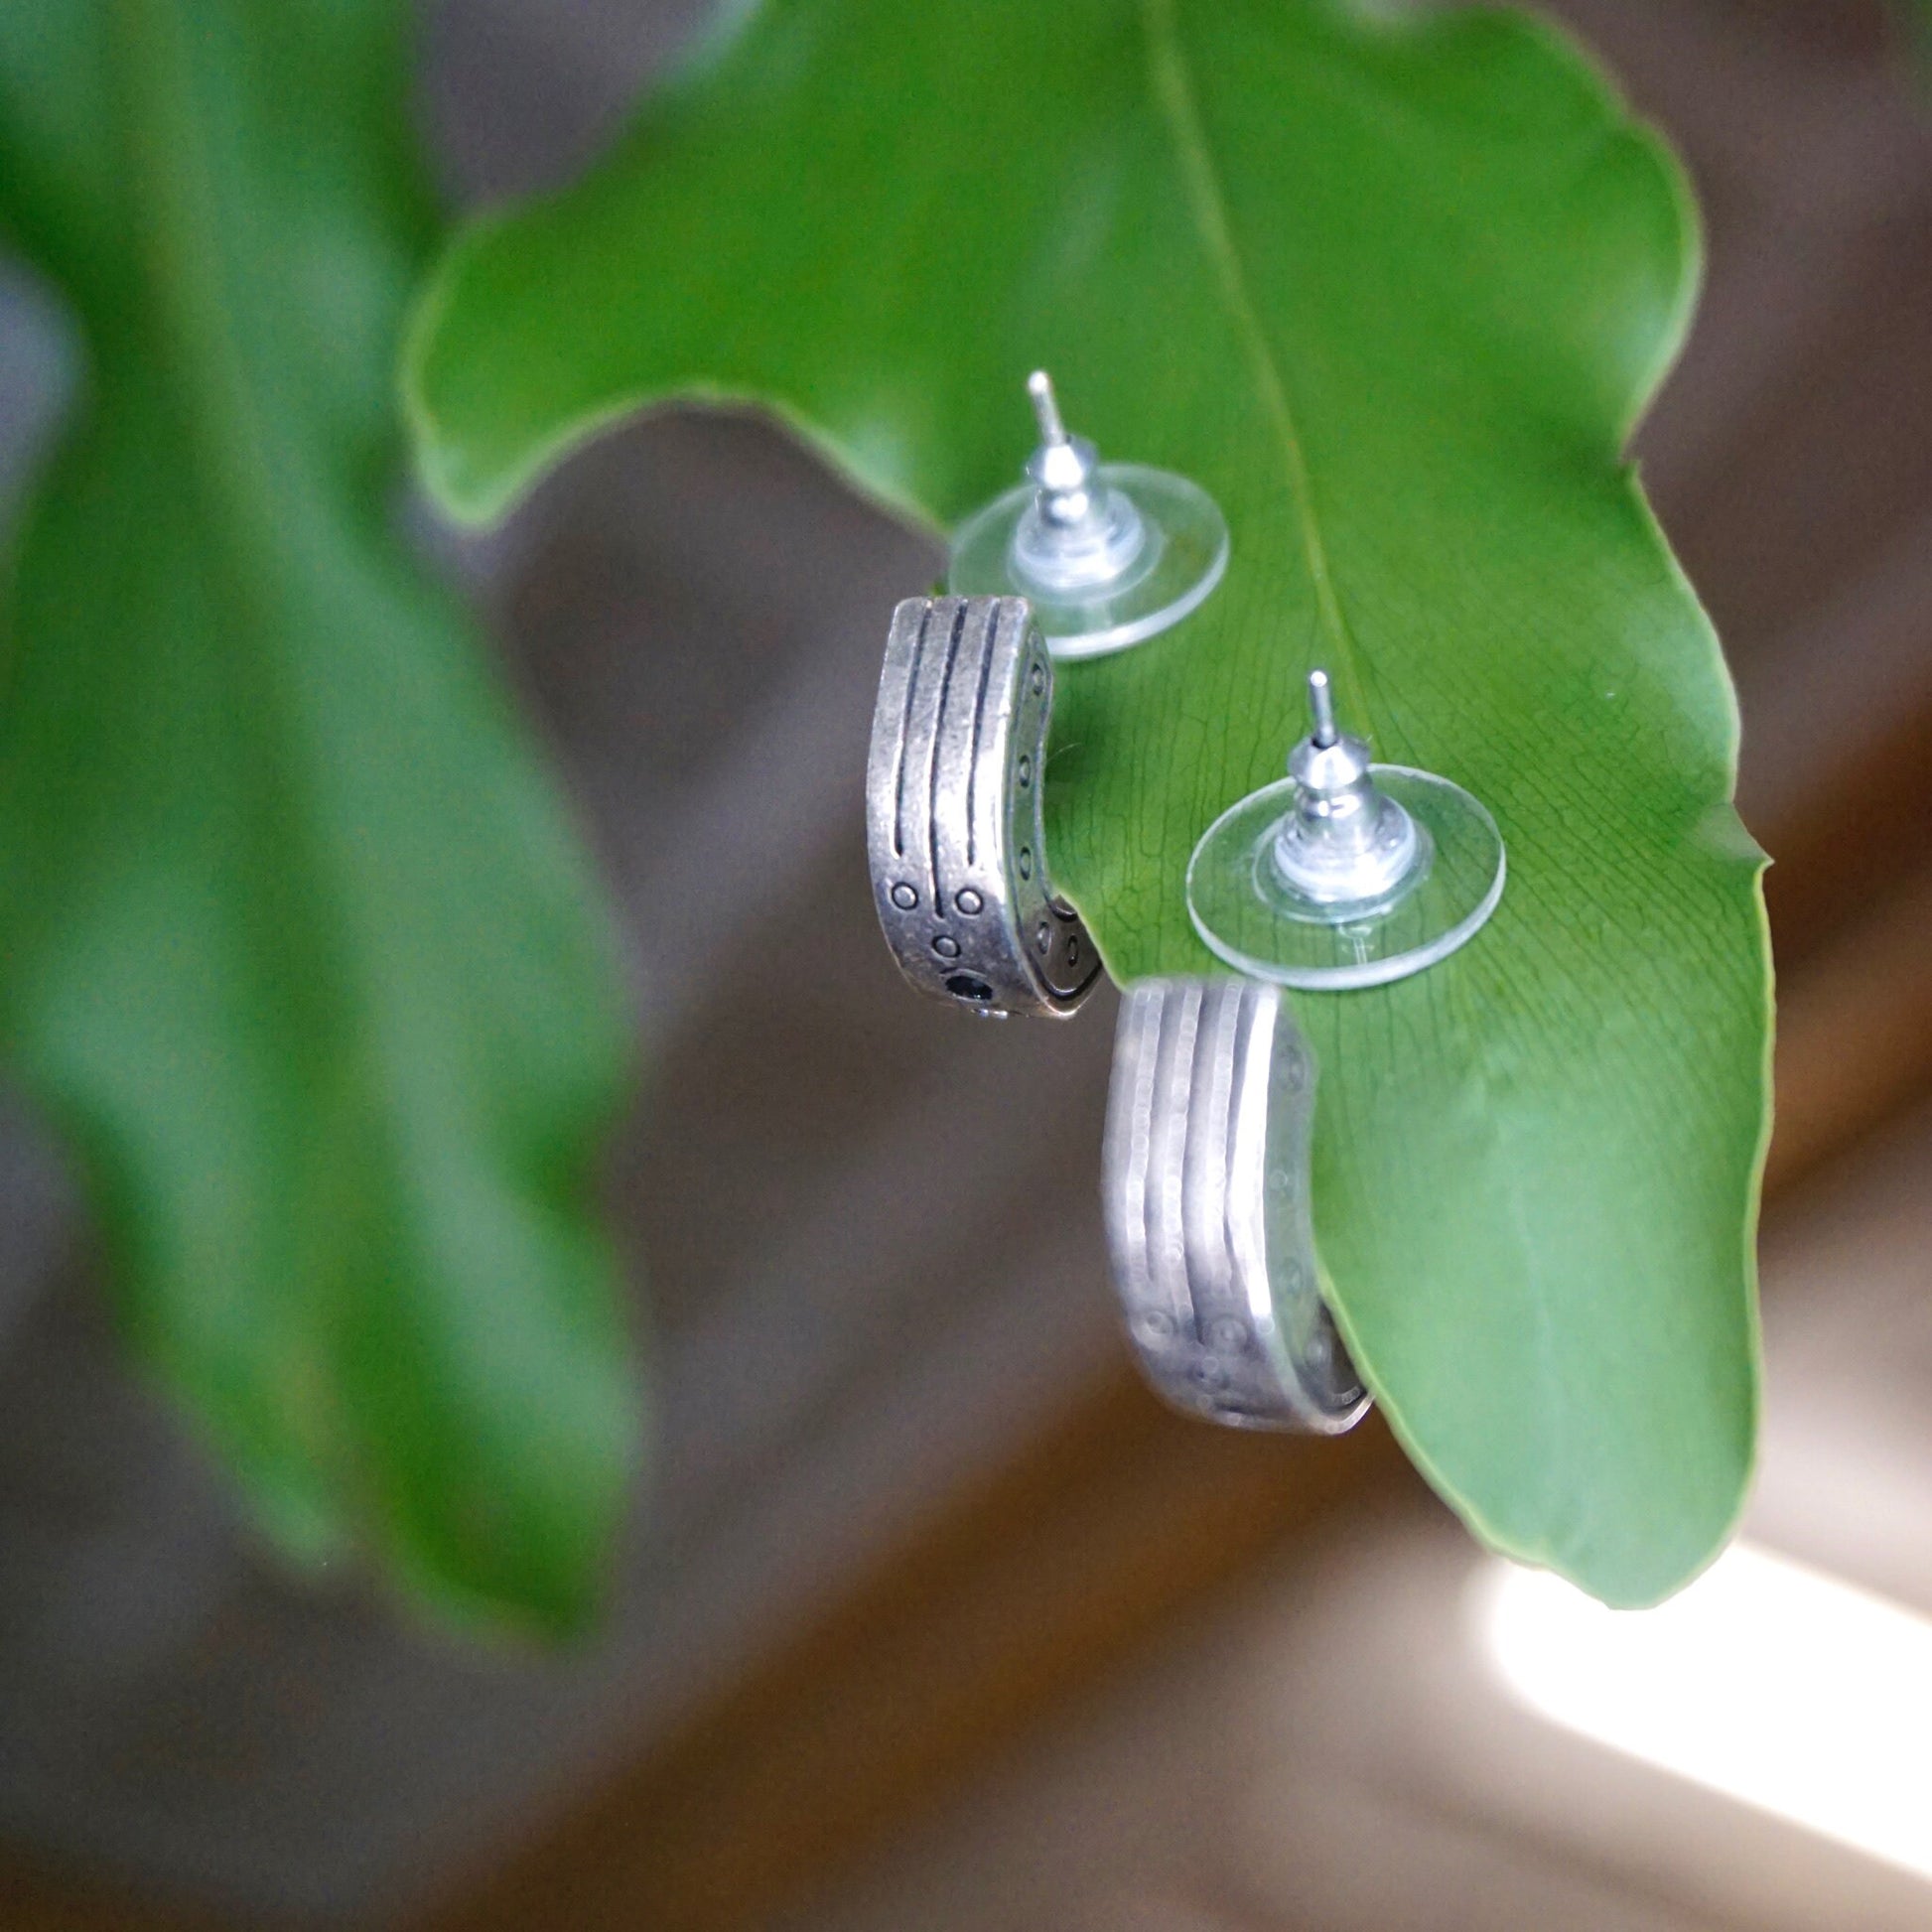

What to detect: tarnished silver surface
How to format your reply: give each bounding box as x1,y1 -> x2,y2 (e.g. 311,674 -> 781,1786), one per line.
867,595 -> 1098,1018
1103,978 -> 1370,1433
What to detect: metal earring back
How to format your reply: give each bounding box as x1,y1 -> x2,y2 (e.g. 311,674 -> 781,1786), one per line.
1103,977 -> 1369,1433
948,372 -> 1229,659
1186,669 -> 1505,990
867,595 -> 1100,1019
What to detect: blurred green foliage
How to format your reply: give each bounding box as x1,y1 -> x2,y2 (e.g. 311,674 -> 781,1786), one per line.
1906,0 -> 1932,72
409,0 -> 1768,1606
0,0 -> 640,1636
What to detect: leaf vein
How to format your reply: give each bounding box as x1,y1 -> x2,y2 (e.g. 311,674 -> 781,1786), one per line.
1140,0 -> 1357,698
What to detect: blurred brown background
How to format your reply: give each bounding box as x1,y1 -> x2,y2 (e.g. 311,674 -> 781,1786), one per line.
2,1 -> 1930,1927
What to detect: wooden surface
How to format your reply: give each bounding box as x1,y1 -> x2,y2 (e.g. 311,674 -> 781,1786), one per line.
417,1386 -> 1409,1932
0,1863 -> 220,1932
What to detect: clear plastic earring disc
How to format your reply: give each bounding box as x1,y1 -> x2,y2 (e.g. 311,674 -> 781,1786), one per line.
949,464 -> 1228,659
1186,765 -> 1505,990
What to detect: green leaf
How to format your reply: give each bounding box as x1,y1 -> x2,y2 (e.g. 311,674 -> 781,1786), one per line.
0,0 -> 641,1635
1900,0 -> 1932,72
405,0 -> 1771,1605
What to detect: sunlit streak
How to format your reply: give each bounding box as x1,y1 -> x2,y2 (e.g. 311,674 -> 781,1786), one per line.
1477,1543 -> 1932,1883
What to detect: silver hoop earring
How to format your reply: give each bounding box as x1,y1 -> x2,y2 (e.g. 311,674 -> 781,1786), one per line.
867,595 -> 1100,1019
1103,976 -> 1370,1433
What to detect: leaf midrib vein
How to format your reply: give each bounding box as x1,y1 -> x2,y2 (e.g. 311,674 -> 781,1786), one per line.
117,0 -> 404,1239
1139,0 -> 1353,687
1143,1 -> 1588,1537
119,0 -> 288,611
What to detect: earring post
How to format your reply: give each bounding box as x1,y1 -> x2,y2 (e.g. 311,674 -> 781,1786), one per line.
1308,668 -> 1339,749
1027,369 -> 1068,447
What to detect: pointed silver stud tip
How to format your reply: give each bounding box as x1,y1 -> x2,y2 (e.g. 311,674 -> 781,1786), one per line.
1027,369 -> 1068,447
1308,669 -> 1338,750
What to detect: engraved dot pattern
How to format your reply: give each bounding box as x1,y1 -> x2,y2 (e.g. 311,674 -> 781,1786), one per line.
864,595 -> 1099,1018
